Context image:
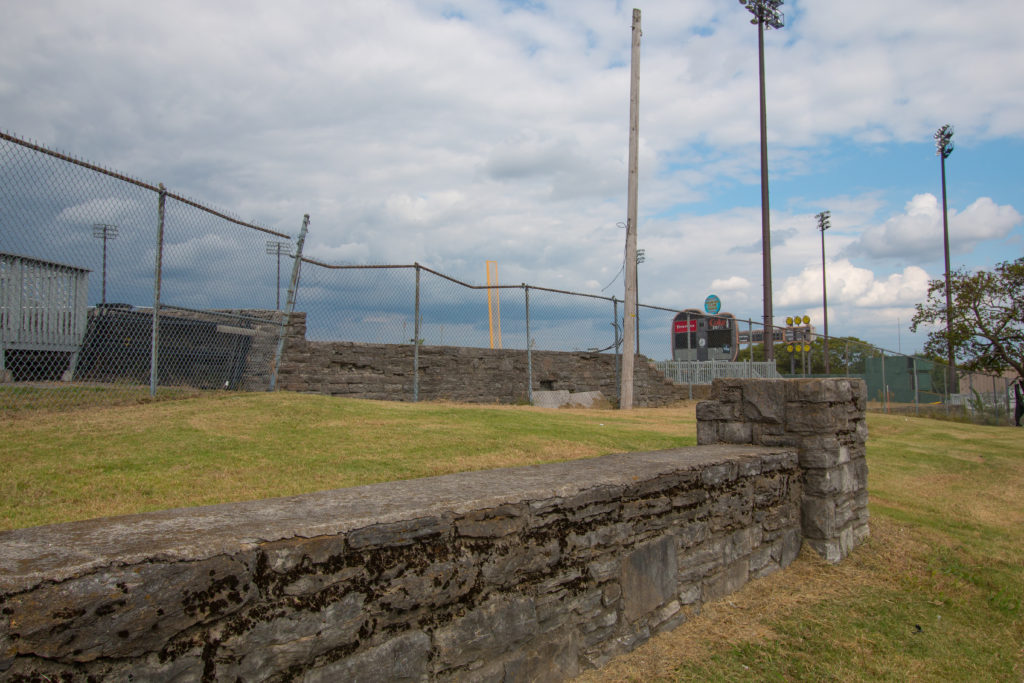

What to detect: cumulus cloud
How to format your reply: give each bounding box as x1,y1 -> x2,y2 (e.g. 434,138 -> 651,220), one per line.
778,259 -> 930,309
845,194 -> 1022,261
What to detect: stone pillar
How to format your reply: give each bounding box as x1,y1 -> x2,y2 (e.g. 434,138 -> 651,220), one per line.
696,378 -> 869,563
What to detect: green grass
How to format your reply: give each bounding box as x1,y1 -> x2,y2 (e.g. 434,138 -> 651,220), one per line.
0,383 -> 202,414
2,394 -> 1021,679
0,392 -> 695,530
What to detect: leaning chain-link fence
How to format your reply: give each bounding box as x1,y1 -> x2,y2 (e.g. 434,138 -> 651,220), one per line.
3,131 -> 1017,424
1,131 -> 296,414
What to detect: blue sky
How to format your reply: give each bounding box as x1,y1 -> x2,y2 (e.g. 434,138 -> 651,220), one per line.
2,0 -> 1022,358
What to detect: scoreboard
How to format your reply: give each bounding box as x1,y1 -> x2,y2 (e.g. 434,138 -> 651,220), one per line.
671,309 -> 739,362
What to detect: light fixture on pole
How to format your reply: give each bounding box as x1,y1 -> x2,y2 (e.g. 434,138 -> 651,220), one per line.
934,124 -> 956,395
816,210 -> 831,374
92,223 -> 118,305
739,0 -> 784,361
266,240 -> 291,310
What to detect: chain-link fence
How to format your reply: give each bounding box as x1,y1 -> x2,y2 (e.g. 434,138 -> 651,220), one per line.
713,328 -> 1019,425
818,336 -> 1018,425
295,260 -> 629,354
3,131 -> 1019,425
1,131 -> 300,414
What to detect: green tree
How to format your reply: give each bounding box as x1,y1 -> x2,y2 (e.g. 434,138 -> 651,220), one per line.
911,258 -> 1024,381
736,335 -> 877,375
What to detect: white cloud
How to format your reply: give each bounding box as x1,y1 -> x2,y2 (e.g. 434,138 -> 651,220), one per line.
778,259 -> 930,309
385,191 -> 468,225
305,242 -> 371,264
55,198 -> 143,225
710,276 -> 750,291
845,194 -> 1022,261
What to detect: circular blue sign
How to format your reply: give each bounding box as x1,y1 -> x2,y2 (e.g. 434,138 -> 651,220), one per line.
704,294 -> 721,315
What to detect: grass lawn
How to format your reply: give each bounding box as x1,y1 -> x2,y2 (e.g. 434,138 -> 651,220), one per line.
0,392 -> 696,530
2,393 -> 1021,679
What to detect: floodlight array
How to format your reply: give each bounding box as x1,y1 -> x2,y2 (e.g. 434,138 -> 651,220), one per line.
816,210 -> 831,233
739,0 -> 784,29
934,124 -> 954,159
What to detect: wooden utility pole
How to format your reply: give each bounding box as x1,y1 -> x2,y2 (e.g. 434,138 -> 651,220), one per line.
621,8 -> 641,410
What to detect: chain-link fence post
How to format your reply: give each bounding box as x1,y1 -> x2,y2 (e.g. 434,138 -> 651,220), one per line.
1005,377 -> 1012,425
525,285 -> 533,405
149,184 -> 166,397
413,263 -> 420,403
269,215 -> 308,392
969,372 -> 974,412
881,350 -> 888,413
747,319 -> 753,379
611,297 -> 620,402
912,356 -> 919,416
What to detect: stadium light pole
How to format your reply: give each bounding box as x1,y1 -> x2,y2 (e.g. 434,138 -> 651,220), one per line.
739,0 -> 784,361
92,223 -> 118,305
266,240 -> 291,310
816,210 -> 831,374
935,124 -> 956,395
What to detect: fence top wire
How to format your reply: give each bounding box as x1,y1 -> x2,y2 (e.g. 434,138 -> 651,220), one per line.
300,259 -> 622,302
1,130 -> 291,239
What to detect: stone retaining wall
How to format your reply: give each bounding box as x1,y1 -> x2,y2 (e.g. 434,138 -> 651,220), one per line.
0,378 -> 867,681
276,313 -> 695,406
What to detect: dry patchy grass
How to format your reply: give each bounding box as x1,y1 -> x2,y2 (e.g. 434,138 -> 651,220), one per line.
574,517 -> 925,682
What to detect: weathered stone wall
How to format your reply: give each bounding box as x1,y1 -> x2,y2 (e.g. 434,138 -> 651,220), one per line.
696,377 -> 870,562
276,312 -> 694,406
0,378 -> 867,681
0,448 -> 802,682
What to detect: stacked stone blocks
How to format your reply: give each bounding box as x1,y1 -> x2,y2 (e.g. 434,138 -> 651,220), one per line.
696,377 -> 870,563
1,446 -> 803,681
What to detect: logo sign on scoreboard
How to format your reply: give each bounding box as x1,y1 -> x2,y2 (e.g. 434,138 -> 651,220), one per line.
674,319 -> 697,333
704,294 -> 721,315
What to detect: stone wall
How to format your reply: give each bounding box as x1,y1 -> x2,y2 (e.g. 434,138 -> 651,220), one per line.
276,312 -> 695,406
0,378 -> 867,681
696,377 -> 870,563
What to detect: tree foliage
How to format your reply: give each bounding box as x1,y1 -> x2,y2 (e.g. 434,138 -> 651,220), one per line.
911,258 -> 1024,381
737,335 -> 878,376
